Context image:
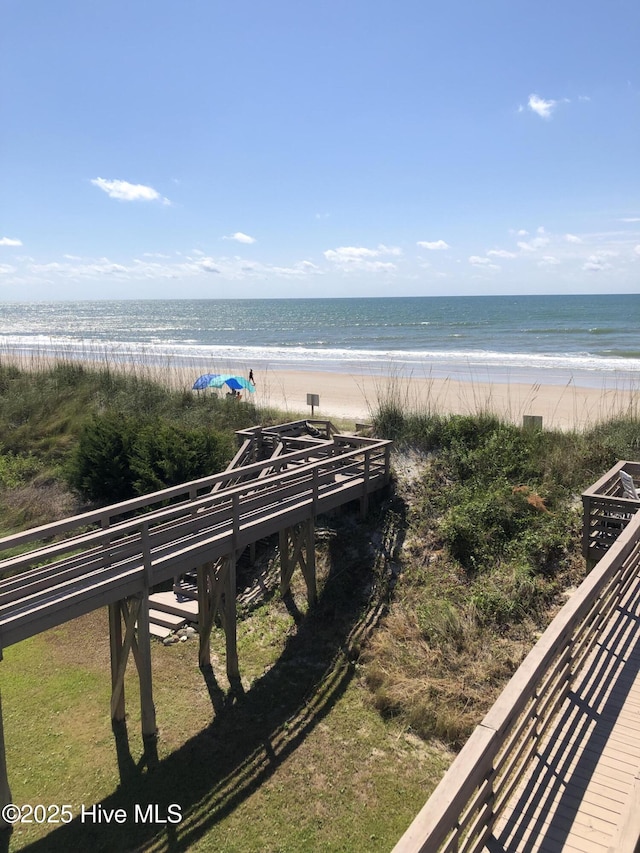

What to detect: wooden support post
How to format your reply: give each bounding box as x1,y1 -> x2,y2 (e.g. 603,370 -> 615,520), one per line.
198,563 -> 213,669
302,517 -> 317,607
224,553 -> 239,681
279,527 -> 294,596
109,602 -> 126,722
109,596 -> 157,740
279,522 -> 317,606
132,593 -> 157,740
0,653 -> 13,830
198,556 -> 239,683
110,599 -> 139,723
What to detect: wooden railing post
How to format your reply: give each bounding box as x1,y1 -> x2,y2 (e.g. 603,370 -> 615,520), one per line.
312,466 -> 319,518
360,451 -> 371,518
232,494 -> 240,554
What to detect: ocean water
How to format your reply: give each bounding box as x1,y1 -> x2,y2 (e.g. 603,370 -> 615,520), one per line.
1,295 -> 639,387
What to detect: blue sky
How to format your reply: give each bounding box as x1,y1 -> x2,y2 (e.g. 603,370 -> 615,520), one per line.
1,0 -> 639,299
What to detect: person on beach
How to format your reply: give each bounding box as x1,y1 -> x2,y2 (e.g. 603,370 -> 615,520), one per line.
249,369 -> 255,386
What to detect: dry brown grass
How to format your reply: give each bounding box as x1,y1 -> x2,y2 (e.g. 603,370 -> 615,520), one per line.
362,593 -> 534,746
0,479 -> 83,533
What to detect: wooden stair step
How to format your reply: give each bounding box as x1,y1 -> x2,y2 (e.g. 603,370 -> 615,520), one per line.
149,591 -> 199,620
149,622 -> 173,640
148,608 -> 187,629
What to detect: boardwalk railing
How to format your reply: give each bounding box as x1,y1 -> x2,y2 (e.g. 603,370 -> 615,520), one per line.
582,461 -> 640,567
394,502 -> 640,853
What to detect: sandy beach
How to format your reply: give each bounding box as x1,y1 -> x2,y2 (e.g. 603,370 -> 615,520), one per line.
170,360 -> 640,431
249,368 -> 640,430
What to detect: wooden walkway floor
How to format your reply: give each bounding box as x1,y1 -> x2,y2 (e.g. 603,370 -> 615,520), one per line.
491,569 -> 640,852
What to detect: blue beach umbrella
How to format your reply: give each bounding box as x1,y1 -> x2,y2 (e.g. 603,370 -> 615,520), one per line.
192,373 -> 220,391
193,373 -> 255,393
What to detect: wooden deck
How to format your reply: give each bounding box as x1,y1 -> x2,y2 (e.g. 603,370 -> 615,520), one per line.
394,475 -> 640,853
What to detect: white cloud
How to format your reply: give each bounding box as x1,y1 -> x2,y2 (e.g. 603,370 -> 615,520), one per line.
417,239 -> 450,251
0,264 -> 16,274
528,94 -> 558,119
487,249 -> 517,259
565,233 -> 582,244
199,258 -> 222,274
539,256 -> 560,266
19,250 -> 327,285
468,256 -> 499,270
223,232 -> 256,244
91,178 -> 170,204
0,237 -> 22,247
582,251 -> 617,272
517,234 -> 550,252
324,244 -> 399,273
621,217 -> 640,223
635,245 -> 640,256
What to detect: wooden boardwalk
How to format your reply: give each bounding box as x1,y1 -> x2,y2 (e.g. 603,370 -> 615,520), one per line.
395,490 -> 640,853
0,424 -> 390,648
0,421 -> 391,825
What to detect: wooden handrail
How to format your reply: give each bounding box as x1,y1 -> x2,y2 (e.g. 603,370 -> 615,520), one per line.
0,434 -> 389,555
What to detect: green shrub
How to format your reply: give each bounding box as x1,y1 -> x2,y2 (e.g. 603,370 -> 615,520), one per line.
443,424 -> 537,486
0,446 -> 41,489
130,420 -> 232,494
440,484 -> 532,572
67,414 -> 233,502
67,413 -> 137,501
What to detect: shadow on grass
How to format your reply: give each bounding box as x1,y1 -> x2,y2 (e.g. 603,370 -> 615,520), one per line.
13,493 -> 406,853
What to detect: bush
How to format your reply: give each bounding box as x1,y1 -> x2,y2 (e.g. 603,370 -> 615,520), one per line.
0,446 -> 41,489
440,484 -> 533,572
67,414 -> 233,502
67,413 -> 137,501
130,420 -> 232,494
